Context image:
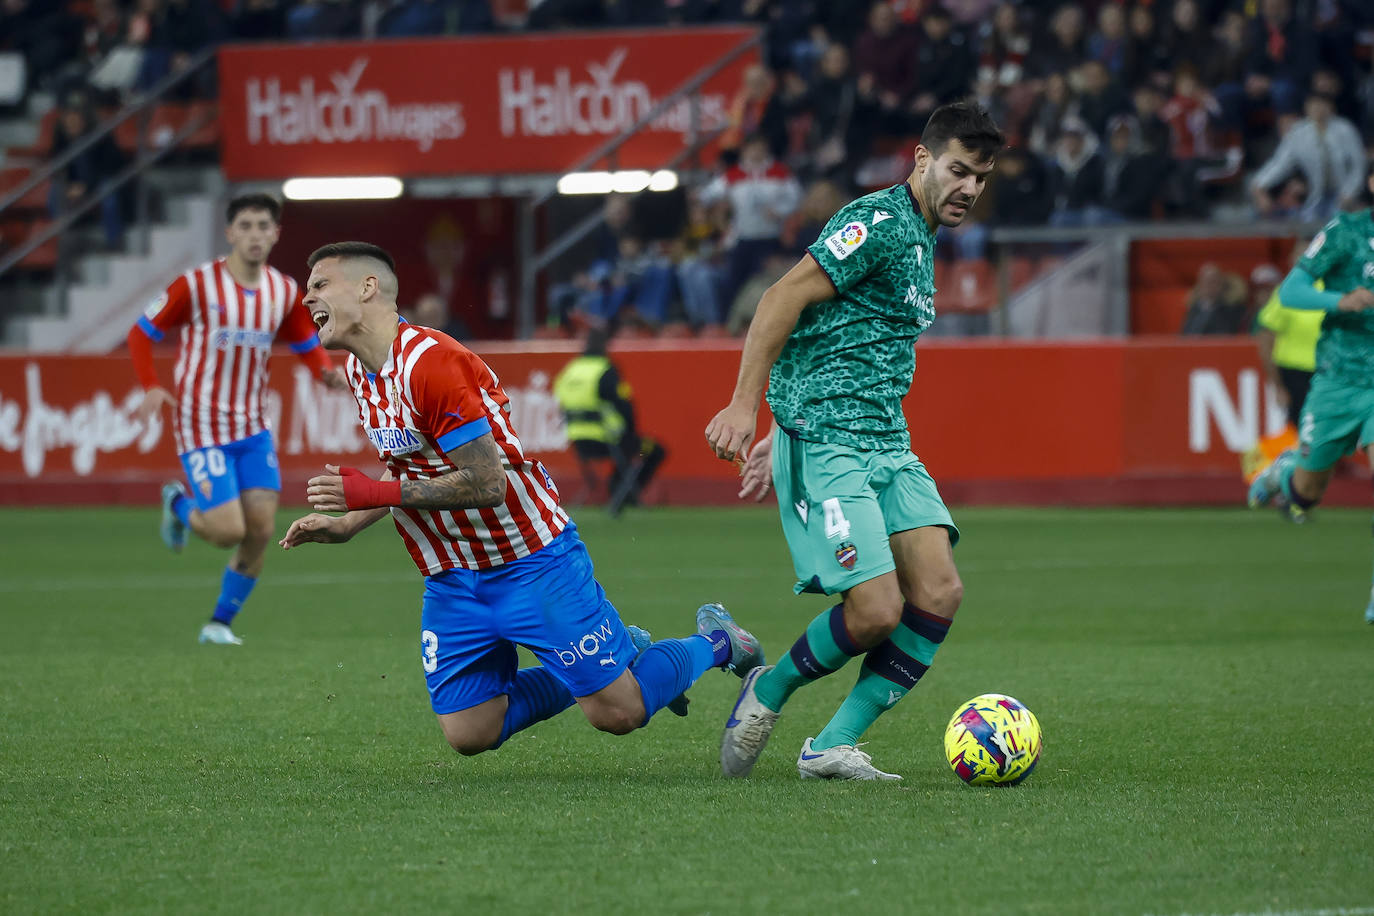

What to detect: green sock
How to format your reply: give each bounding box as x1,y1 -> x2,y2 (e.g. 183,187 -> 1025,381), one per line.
812,605 -> 951,751
753,604 -> 863,712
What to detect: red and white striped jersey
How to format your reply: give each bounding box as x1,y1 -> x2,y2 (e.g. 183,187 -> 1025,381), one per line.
346,323 -> 569,575
137,258 -> 323,453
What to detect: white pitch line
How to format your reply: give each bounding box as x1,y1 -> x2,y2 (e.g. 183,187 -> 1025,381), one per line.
1152,907 -> 1374,916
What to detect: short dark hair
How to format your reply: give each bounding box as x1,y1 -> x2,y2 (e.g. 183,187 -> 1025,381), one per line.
921,101 -> 1005,162
306,241 -> 398,275
226,193 -> 281,225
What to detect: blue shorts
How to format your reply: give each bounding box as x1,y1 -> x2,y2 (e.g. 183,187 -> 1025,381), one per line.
178,430 -> 281,512
420,523 -> 636,714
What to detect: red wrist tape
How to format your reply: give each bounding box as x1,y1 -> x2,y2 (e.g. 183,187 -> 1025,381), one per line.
339,466 -> 402,510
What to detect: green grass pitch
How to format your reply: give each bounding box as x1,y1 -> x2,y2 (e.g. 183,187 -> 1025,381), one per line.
2,505 -> 1373,915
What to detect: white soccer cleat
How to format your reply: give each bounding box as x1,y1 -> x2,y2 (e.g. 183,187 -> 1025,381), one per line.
198,622 -> 243,646
720,664 -> 779,778
797,737 -> 902,781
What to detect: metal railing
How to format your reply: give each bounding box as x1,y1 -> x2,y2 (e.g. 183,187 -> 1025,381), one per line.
516,29 -> 762,338
0,46 -> 218,307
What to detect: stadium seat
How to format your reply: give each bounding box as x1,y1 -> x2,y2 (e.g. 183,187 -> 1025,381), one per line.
1131,287 -> 1190,335
939,259 -> 997,314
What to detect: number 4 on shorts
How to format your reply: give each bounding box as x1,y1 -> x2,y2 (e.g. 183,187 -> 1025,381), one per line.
822,498 -> 851,539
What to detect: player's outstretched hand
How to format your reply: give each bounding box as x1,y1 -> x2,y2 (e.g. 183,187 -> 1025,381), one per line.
280,513 -> 354,549
738,435 -> 774,502
1337,288 -> 1374,312
705,402 -> 757,463
134,387 -> 175,426
319,367 -> 349,391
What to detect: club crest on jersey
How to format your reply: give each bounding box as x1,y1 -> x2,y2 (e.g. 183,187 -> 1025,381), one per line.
198,479 -> 213,500
835,541 -> 858,570
368,426 -> 424,455
825,221 -> 867,260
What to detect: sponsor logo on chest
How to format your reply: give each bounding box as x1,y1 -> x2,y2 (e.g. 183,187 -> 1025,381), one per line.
904,283 -> 935,326
367,426 -> 424,455
213,328 -> 275,351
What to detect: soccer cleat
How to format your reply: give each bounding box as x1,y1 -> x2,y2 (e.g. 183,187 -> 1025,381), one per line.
695,602 -> 765,676
797,737 -> 902,781
1283,502 -> 1310,524
719,664 -> 778,778
160,481 -> 189,552
627,624 -> 689,717
198,622 -> 243,646
1364,588 -> 1374,625
1247,466 -> 1280,510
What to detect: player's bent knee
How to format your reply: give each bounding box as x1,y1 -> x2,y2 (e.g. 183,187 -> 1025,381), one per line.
204,523 -> 246,549
582,700 -> 642,735
439,720 -> 501,756
845,600 -> 903,646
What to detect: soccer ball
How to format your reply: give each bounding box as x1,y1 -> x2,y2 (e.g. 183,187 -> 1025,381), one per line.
943,693 -> 1042,786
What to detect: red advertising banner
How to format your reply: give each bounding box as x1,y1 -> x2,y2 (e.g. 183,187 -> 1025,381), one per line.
218,27 -> 758,180
0,340 -> 1365,506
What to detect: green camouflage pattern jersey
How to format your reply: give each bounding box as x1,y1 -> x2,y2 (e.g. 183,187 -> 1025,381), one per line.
767,183 -> 938,450
1297,209 -> 1374,388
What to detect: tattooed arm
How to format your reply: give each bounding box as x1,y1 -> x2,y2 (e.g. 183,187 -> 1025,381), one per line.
305,435 -> 507,513
401,434 -> 507,509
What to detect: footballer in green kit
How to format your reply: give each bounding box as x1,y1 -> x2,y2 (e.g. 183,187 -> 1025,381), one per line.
1249,163 -> 1374,624
705,102 -> 1004,780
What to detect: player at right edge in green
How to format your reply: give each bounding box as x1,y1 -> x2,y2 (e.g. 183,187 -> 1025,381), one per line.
705,102 -> 1004,780
1249,162 -> 1374,625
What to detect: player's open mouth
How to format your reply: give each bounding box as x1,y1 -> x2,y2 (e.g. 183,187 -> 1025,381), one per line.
312,310 -> 329,329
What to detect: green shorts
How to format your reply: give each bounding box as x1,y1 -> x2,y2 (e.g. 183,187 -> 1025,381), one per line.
1297,375 -> 1374,471
771,428 -> 959,596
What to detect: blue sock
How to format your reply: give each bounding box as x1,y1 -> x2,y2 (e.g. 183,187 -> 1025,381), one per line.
211,567 -> 256,626
496,666 -> 575,747
172,493 -> 193,527
631,635 -> 715,725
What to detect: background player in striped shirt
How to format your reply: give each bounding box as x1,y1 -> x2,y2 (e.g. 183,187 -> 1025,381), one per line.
127,194 -> 347,645
279,242 -> 762,756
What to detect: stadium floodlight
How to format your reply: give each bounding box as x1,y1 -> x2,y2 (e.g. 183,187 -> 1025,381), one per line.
556,169 -> 680,195
281,177 -> 404,200
647,170 -> 678,191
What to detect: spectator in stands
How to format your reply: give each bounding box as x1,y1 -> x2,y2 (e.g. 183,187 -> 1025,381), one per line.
1026,4 -> 1086,81
721,63 -> 789,160
1250,90 -> 1365,222
1122,3 -> 1170,92
803,42 -> 875,185
699,133 -> 801,323
1202,10 -> 1251,91
988,146 -> 1054,227
852,0 -> 918,136
1180,263 -> 1249,335
1217,0 -> 1317,131
1048,117 -> 1111,227
673,190 -> 725,330
1160,65 -> 1224,218
976,3 -> 1030,93
1161,0 -> 1211,71
908,7 -> 976,130
138,0 -> 223,95
406,290 -> 472,340
1024,71 -> 1076,157
1129,82 -> 1172,157
1086,3 -> 1127,78
1075,59 -> 1127,139
48,93 -> 129,251
1099,114 -> 1166,221
0,0 -> 84,94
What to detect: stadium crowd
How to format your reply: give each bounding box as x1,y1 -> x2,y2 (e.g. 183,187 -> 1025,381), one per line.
4,0 -> 1374,335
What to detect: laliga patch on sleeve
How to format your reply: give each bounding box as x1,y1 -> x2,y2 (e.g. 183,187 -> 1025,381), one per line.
143,292 -> 168,319
1304,231 -> 1326,259
824,221 -> 868,260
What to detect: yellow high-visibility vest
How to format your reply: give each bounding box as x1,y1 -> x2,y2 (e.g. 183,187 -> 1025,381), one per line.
553,356 -> 626,444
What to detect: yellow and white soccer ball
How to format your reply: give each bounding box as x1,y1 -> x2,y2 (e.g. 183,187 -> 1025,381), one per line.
944,693 -> 1042,786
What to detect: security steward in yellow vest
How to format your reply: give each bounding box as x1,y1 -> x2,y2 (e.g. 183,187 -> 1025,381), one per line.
554,329 -> 666,515
1255,274 -> 1323,428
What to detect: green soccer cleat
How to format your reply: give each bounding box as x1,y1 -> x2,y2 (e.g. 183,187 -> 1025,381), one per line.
627,624 -> 689,717
160,481 -> 189,552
